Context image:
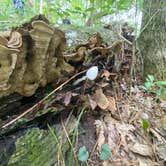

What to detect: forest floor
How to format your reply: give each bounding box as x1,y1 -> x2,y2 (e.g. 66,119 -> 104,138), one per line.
54,25 -> 166,166
66,24 -> 165,165
0,22 -> 165,166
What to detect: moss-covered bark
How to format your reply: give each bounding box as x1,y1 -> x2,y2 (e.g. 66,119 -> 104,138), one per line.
0,115 -> 76,166
138,0 -> 166,79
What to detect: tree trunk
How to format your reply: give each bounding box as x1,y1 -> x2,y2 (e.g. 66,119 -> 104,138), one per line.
138,0 -> 166,79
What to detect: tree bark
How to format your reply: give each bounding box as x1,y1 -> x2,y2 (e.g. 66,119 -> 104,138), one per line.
138,0 -> 166,79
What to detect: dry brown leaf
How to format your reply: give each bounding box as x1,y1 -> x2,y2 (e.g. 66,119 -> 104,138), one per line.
107,125 -> 118,150
56,92 -> 78,106
130,143 -> 153,157
94,88 -> 109,110
156,143 -> 166,161
64,92 -> 72,106
94,120 -> 105,150
150,128 -> 163,142
97,129 -> 105,150
100,82 -> 109,88
101,69 -> 111,80
88,95 -> 97,110
107,96 -> 116,113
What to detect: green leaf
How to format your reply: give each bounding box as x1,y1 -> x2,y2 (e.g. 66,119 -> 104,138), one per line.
154,89 -> 161,96
139,85 -> 148,91
158,87 -> 166,99
56,11 -> 64,17
141,119 -> 149,131
144,81 -> 152,91
154,81 -> 166,86
99,144 -> 111,161
146,75 -> 154,83
85,7 -> 95,12
82,12 -> 86,18
74,6 -> 82,11
90,0 -> 95,3
78,146 -> 89,162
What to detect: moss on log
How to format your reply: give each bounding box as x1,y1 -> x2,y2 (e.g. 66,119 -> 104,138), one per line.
0,115 -> 76,166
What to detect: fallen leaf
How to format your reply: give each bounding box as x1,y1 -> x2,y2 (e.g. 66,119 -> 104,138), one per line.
107,96 -> 116,113
94,120 -> 105,150
150,128 -> 163,142
64,92 -> 72,106
130,143 -> 153,157
88,95 -> 97,110
97,130 -> 105,151
101,70 -> 111,80
63,92 -> 78,106
138,159 -> 149,166
156,143 -> 166,161
94,88 -> 109,110
100,82 -> 109,88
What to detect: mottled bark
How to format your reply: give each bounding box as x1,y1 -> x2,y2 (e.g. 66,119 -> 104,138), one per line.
138,0 -> 166,79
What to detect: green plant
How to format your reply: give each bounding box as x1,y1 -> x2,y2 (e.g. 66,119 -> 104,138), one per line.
78,144 -> 111,165
78,146 -> 89,162
0,0 -> 138,29
47,124 -> 66,166
47,107 -> 86,166
99,144 -> 111,160
139,75 -> 166,99
141,118 -> 149,131
69,106 -> 86,166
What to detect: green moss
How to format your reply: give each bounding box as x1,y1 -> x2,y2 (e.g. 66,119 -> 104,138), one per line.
5,115 -> 76,166
7,128 -> 57,166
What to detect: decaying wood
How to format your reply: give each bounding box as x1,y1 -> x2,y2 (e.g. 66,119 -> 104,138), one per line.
0,15 -> 73,98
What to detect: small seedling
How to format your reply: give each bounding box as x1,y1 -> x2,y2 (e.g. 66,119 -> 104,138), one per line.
77,143 -> 111,165
99,144 -> 111,160
141,118 -> 149,131
78,146 -> 89,162
139,75 -> 155,91
69,107 -> 86,166
139,75 -> 166,99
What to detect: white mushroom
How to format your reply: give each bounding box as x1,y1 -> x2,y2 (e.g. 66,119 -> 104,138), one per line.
73,66 -> 98,85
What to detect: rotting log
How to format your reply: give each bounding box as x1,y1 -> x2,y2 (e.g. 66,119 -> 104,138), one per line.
0,115 -> 76,166
0,15 -> 73,98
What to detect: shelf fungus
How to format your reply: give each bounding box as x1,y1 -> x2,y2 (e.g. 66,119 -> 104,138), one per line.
0,15 -> 73,97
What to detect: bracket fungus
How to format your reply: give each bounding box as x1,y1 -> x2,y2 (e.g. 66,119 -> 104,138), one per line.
0,15 -> 73,97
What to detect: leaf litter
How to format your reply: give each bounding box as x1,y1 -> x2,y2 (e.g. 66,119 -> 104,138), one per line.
2,26 -> 165,165
62,30 -> 166,165
63,30 -> 166,165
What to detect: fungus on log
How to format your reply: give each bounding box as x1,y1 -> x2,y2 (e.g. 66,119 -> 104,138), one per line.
0,15 -> 73,97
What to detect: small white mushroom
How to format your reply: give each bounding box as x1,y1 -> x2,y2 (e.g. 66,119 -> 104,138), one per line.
73,66 -> 98,85
86,66 -> 98,80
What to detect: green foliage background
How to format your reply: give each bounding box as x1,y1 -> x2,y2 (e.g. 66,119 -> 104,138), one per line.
0,0 -> 143,30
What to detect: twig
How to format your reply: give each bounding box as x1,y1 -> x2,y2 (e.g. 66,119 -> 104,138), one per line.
63,52 -> 77,58
1,70 -> 86,129
118,33 -> 132,45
